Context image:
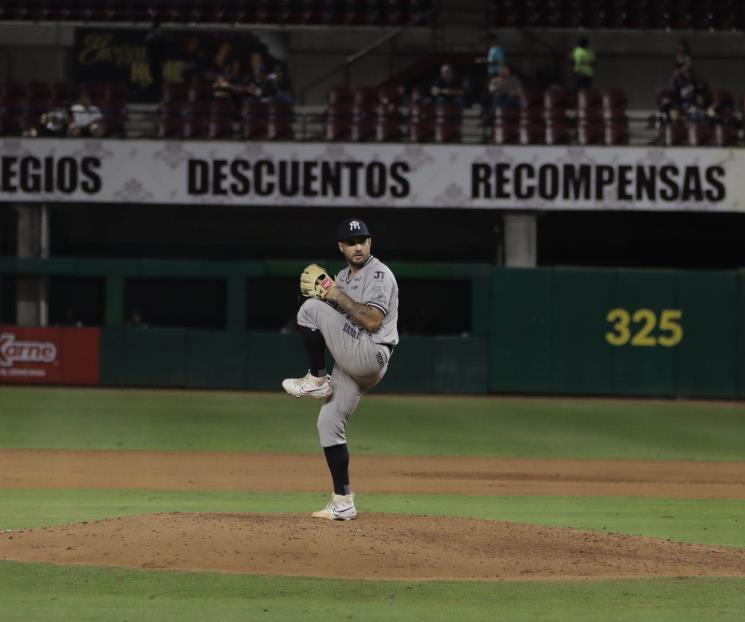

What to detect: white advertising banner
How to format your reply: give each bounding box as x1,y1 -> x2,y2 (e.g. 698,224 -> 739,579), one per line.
0,138 -> 741,211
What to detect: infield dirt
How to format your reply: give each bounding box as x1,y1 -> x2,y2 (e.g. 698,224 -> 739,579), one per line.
2,449 -> 745,581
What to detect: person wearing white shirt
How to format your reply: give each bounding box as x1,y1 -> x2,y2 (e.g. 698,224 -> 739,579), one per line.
67,94 -> 104,137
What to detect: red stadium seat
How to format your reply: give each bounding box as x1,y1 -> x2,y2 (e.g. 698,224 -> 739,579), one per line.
714,123 -> 739,147
377,84 -> 406,107
411,101 -> 436,120
519,120 -> 545,145
520,87 -> 543,109
326,101 -> 353,118
662,121 -> 687,146
102,112 -> 127,137
543,107 -> 567,123
352,87 -> 378,107
162,82 -> 188,104
1,81 -> 26,99
0,97 -> 27,115
158,101 -> 184,117
325,116 -> 352,141
687,122 -> 714,146
435,103 -> 462,121
545,120 -> 570,145
374,118 -> 403,142
0,113 -> 24,136
210,98 -> 236,118
604,119 -> 630,145
268,101 -> 294,120
183,115 -> 210,139
242,99 -> 269,120
267,117 -> 294,140
602,88 -> 627,110
327,86 -> 354,106
187,83 -> 214,103
351,118 -> 375,141
493,118 -> 519,144
184,100 -> 212,118
410,118 -> 435,142
243,117 -> 269,140
27,81 -> 51,100
544,87 -> 569,111
51,81 -> 77,102
520,105 -> 543,122
158,116 -> 184,138
80,82 -> 108,102
602,88 -> 627,121
352,100 -> 376,120
577,105 -> 603,122
375,101 -> 404,122
577,88 -> 602,111
577,121 -> 604,145
434,119 -> 461,143
208,116 -> 235,139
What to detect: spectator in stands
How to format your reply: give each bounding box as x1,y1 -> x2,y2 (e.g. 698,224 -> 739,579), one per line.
673,39 -> 692,78
213,58 -> 248,109
60,308 -> 83,328
67,94 -> 104,137
431,64 -> 464,108
571,37 -> 595,91
22,103 -> 70,137
673,67 -> 711,122
654,90 -> 683,128
182,37 -> 214,87
126,310 -> 148,328
144,17 -> 167,98
489,65 -> 522,110
261,64 -> 294,104
476,31 -> 505,80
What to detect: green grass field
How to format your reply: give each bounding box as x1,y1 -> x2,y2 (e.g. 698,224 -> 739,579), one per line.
1,385 -> 744,621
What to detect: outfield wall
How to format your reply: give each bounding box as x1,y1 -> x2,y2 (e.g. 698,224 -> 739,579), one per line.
1,258 -> 743,398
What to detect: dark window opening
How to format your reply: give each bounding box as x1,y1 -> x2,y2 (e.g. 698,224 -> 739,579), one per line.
124,278 -> 226,329
49,276 -> 105,327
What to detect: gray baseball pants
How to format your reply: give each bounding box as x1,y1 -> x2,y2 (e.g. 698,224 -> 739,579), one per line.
296,298 -> 391,447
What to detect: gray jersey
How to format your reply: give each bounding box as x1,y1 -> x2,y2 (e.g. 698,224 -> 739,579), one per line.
335,256 -> 399,346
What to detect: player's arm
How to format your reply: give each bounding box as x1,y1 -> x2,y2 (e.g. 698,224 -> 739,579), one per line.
325,288 -> 384,333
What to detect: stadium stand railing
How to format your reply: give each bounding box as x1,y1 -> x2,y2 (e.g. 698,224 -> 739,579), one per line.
0,0 -> 436,27
486,0 -> 745,31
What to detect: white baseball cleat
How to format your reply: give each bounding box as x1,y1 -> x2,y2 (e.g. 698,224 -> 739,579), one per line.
282,371 -> 333,399
311,493 -> 357,521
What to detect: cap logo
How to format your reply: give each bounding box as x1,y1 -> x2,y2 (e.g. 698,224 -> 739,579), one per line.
349,221 -> 361,231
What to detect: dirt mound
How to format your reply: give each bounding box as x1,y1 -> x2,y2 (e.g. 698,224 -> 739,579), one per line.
2,512 -> 745,581
2,450 -> 745,499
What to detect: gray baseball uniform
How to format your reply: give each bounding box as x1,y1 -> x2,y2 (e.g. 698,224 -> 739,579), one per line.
296,255 -> 399,447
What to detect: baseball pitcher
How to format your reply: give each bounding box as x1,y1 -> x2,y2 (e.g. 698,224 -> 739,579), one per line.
282,218 -> 399,520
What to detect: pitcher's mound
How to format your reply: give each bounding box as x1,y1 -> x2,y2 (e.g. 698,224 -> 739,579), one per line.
2,512 -> 745,581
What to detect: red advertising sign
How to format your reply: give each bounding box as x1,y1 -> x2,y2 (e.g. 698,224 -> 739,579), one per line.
0,327 -> 100,385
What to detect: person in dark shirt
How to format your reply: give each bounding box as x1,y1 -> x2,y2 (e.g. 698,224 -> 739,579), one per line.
431,63 -> 464,108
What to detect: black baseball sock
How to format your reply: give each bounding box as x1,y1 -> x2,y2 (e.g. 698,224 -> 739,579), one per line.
323,443 -> 351,496
298,325 -> 326,377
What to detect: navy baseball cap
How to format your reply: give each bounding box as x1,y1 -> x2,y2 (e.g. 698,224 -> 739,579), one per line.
337,218 -> 372,241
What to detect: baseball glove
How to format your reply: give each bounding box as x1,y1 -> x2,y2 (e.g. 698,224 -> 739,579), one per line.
300,263 -> 336,299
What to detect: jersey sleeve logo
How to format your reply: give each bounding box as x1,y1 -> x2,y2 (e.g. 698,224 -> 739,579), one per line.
374,271 -> 384,279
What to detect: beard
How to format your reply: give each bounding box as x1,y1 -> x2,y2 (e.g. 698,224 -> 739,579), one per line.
349,252 -> 368,266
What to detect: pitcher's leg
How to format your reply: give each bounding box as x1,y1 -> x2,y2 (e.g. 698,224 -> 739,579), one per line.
316,366 -> 361,447
311,366 -> 361,520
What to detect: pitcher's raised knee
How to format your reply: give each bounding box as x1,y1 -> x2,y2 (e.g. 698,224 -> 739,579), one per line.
297,298 -> 328,327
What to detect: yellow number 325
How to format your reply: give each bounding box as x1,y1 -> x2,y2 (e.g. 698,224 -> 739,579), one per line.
605,308 -> 683,347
